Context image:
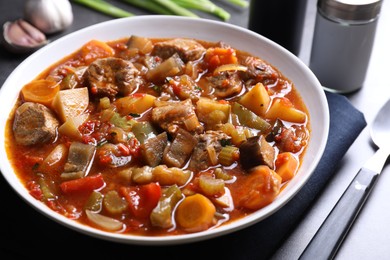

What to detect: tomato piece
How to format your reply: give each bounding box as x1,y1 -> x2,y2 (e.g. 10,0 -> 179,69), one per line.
60,174 -> 105,194
120,183 -> 162,219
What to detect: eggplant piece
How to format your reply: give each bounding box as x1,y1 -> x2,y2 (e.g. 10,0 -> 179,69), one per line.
140,132 -> 168,167
163,128 -> 198,168
61,142 -> 96,180
239,135 -> 275,171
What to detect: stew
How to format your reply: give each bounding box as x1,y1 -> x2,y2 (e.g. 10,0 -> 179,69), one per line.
5,36 -> 310,236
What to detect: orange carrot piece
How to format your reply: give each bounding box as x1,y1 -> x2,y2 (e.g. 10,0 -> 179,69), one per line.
175,193 -> 216,233
21,79 -> 60,108
79,39 -> 115,64
275,152 -> 299,183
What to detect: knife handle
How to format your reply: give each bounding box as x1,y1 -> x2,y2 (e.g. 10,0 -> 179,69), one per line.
299,167 -> 379,260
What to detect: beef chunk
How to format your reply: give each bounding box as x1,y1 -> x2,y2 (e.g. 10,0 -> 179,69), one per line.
152,99 -> 201,133
240,56 -> 279,85
189,130 -> 230,171
152,38 -> 206,62
206,71 -> 243,98
13,102 -> 59,146
86,57 -> 144,99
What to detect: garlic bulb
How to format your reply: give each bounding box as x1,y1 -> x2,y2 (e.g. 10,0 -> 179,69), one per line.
24,0 -> 73,34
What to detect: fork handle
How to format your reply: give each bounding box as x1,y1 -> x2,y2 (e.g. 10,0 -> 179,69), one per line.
299,167 -> 379,260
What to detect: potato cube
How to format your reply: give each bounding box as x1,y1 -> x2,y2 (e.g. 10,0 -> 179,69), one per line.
52,87 -> 89,122
115,93 -> 156,116
238,83 -> 270,116
58,113 -> 88,141
266,97 -> 307,123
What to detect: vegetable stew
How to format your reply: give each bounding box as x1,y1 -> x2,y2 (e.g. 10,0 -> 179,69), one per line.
5,36 -> 310,236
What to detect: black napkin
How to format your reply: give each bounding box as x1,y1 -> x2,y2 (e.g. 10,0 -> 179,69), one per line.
0,91 -> 366,259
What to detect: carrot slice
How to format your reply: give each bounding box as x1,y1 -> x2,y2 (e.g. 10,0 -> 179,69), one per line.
275,152 -> 299,183
80,39 -> 115,64
21,79 -> 60,107
175,193 -> 216,233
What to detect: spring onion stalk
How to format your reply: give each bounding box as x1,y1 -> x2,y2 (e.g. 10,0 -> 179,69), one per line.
122,0 -> 199,17
225,0 -> 249,8
172,0 -> 230,21
121,0 -> 174,15
72,0 -> 135,18
152,0 -> 199,18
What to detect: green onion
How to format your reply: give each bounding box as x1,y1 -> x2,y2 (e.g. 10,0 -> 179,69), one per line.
72,0 -> 249,21
72,0 -> 135,18
121,0 -> 174,15
152,0 -> 199,17
225,0 -> 249,8
172,0 -> 230,21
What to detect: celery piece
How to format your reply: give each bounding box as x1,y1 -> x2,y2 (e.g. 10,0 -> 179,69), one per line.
232,102 -> 271,133
110,112 -> 136,131
103,190 -> 128,215
38,177 -> 56,200
84,190 -> 104,211
150,185 -> 183,228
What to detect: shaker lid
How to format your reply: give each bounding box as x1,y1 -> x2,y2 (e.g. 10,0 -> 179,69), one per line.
318,0 -> 382,22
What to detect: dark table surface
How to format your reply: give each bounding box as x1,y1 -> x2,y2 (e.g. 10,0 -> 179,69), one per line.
1,1 -> 390,259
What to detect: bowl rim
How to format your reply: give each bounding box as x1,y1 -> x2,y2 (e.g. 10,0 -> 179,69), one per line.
0,15 -> 329,245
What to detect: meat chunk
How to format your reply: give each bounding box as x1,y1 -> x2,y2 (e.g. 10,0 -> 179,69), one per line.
163,128 -> 198,168
189,130 -> 230,171
86,57 -> 144,99
13,102 -> 59,146
239,135 -> 275,171
152,99 -> 201,134
162,75 -> 202,101
206,71 -> 243,98
152,38 -> 206,62
240,56 -> 279,85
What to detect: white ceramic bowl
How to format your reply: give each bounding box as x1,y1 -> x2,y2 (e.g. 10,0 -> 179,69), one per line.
0,16 -> 329,245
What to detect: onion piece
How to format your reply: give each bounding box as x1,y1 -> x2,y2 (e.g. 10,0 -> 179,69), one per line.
85,210 -> 124,231
213,64 -> 248,75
